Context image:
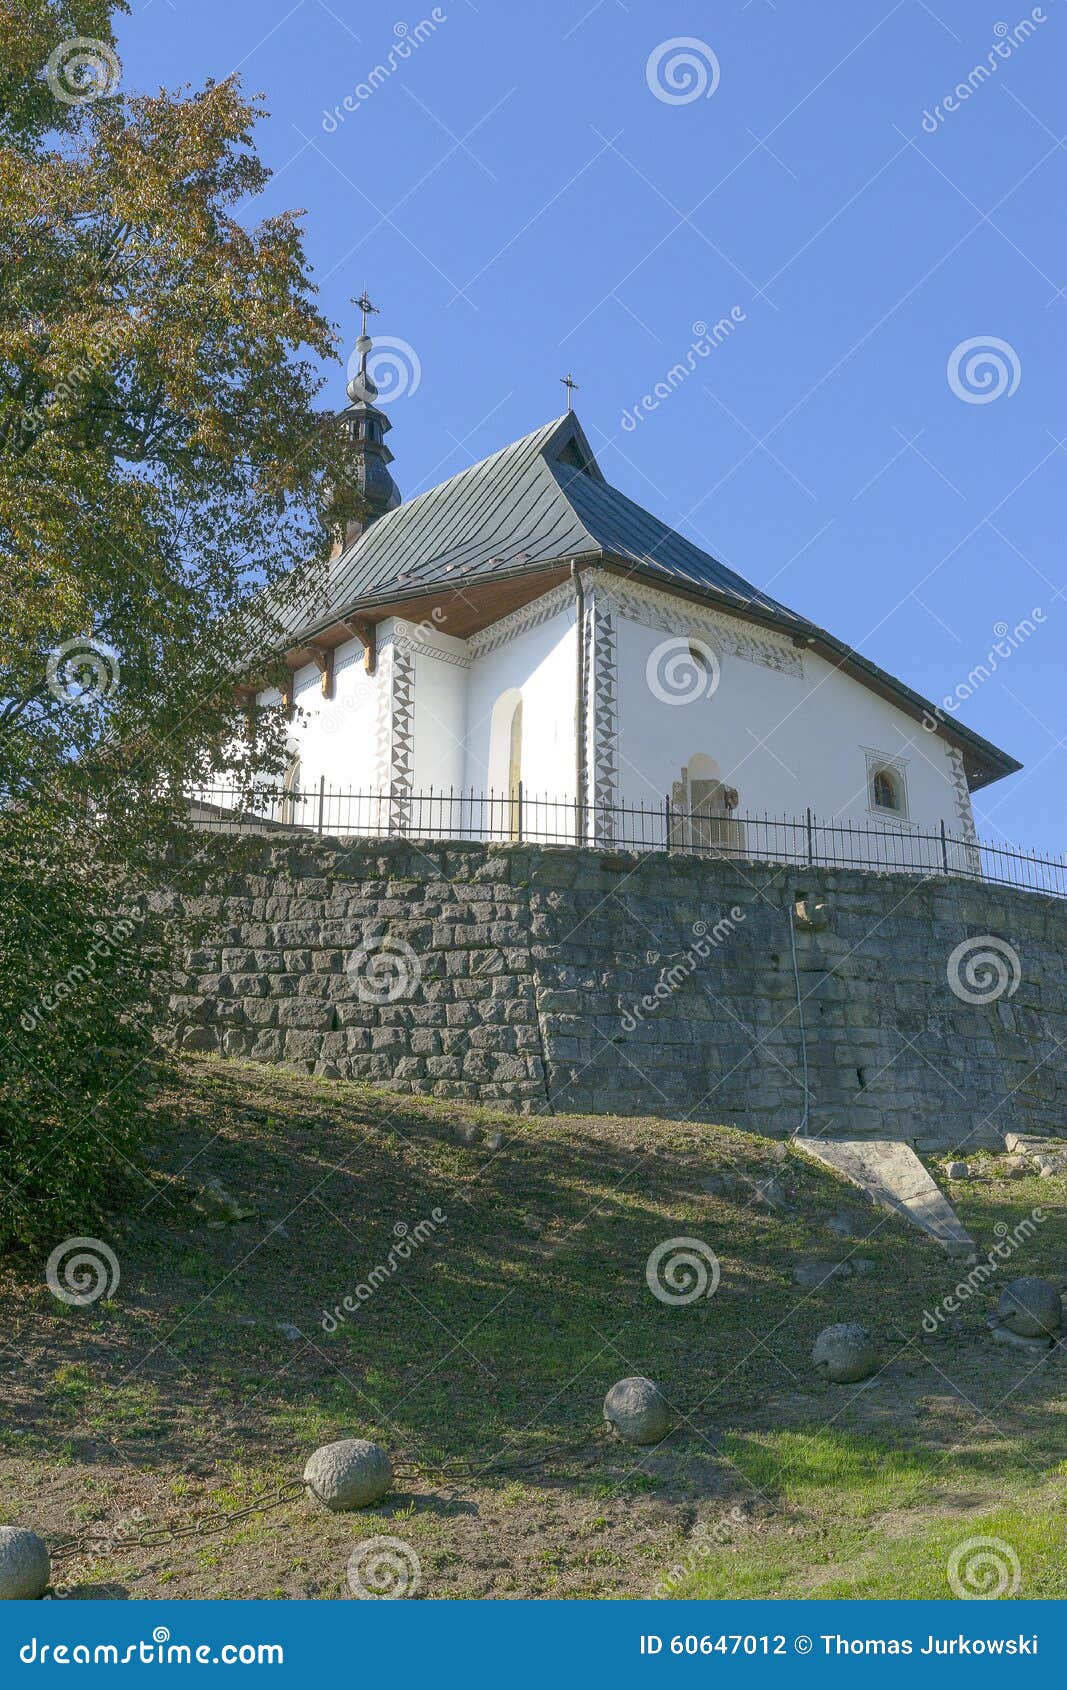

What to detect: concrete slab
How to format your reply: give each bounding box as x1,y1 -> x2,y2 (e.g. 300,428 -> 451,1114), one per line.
796,1138 -> 975,1257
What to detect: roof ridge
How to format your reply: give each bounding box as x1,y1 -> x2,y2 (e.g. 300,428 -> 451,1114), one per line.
377,413 -> 571,522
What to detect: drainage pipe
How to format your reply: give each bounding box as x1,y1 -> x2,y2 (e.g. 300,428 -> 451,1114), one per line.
788,898 -> 811,1138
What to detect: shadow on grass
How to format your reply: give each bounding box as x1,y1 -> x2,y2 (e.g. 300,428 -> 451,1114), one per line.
3,1057 -> 1066,1520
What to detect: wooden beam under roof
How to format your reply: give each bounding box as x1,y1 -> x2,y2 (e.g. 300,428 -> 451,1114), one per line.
341,616 -> 377,675
306,643 -> 335,699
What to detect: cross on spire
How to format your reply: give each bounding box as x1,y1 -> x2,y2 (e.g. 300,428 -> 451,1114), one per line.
560,371 -> 579,412
352,289 -> 380,338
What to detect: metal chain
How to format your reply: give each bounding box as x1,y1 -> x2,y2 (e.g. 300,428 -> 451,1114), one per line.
393,1434 -> 606,1484
49,1480 -> 308,1564
49,1439 -> 606,1564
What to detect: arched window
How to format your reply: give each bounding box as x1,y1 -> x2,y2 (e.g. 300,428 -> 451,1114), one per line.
487,688 -> 523,841
871,767 -> 901,812
509,698 -> 523,809
279,754 -> 301,826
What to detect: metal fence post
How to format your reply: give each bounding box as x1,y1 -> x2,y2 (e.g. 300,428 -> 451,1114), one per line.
664,793 -> 672,853
317,774 -> 325,835
940,817 -> 949,873
517,780 -> 524,843
806,807 -> 814,866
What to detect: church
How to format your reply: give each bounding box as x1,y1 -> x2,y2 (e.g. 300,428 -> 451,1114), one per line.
247,304 -> 1019,859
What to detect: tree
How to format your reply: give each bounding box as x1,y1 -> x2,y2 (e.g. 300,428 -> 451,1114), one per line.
0,0 -> 343,1246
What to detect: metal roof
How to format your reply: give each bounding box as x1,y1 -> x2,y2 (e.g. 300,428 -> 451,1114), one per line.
270,411 -> 1018,786
274,413 -> 806,641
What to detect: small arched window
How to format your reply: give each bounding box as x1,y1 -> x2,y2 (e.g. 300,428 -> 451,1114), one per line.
279,754 -> 301,826
871,767 -> 901,812
487,688 -> 523,841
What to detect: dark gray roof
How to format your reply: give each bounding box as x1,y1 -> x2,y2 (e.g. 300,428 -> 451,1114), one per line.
273,411 -> 1018,785
274,413 -> 803,642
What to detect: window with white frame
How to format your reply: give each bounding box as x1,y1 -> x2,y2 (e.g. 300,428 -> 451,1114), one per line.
865,751 -> 909,819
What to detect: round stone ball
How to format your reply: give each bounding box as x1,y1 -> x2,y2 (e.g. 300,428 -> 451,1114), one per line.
603,1376 -> 671,1445
303,1439 -> 392,1511
998,1276 -> 1063,1339
0,1527 -> 50,1600
813,1322 -> 877,1384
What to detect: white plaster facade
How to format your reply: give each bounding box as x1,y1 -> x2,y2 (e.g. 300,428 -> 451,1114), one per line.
257,569 -> 980,856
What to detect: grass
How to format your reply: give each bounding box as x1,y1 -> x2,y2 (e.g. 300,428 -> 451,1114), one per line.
0,1054 -> 1064,1600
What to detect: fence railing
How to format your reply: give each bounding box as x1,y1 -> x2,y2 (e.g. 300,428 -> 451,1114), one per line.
185,784 -> 1067,900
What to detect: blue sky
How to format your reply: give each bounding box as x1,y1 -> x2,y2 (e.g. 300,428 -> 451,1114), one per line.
119,0 -> 1067,849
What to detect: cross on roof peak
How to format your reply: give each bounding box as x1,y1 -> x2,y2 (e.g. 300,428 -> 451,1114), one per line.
560,372 -> 579,412
352,290 -> 380,336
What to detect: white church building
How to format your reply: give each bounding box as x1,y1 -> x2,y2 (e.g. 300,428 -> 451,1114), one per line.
235,310 -> 1018,866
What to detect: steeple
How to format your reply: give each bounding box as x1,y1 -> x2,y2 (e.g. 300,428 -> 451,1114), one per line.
331,291 -> 401,555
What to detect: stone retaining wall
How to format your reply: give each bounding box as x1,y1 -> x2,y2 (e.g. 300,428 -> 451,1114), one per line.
166,837 -> 1067,1150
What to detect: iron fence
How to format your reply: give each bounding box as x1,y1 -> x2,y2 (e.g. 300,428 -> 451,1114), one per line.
186,783 -> 1067,900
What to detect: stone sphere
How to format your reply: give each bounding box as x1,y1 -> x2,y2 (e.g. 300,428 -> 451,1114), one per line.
0,1527 -> 50,1600
813,1322 -> 877,1384
998,1277 -> 1063,1339
603,1376 -> 671,1445
303,1439 -> 392,1511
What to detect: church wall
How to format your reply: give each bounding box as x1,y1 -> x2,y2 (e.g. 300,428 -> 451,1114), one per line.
409,631 -> 468,796
167,834 -> 1067,1151
463,597 -> 577,806
248,638 -> 382,831
610,604 -> 973,842
295,639 -> 381,793
246,575 -> 979,855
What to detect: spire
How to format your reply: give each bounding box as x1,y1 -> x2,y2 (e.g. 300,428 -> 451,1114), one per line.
347,289 -> 381,404
331,291 -> 401,555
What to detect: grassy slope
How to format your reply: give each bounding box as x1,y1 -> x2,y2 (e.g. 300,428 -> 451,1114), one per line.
1,1056 -> 1065,1600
